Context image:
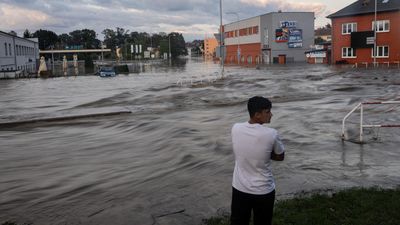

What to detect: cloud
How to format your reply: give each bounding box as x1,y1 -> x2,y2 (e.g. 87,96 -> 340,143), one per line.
0,0 -> 328,41
0,3 -> 59,28
239,0 -> 326,16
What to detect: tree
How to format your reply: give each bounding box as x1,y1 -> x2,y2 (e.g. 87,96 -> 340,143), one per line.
69,29 -> 100,49
23,29 -> 32,38
314,37 -> 325,45
169,32 -> 187,58
102,28 -> 117,50
32,29 -> 59,50
58,33 -> 72,49
159,32 -> 187,58
9,31 -> 17,36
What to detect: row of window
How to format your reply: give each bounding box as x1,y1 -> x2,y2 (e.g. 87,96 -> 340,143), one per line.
3,42 -> 35,57
16,45 -> 35,56
1,64 -> 35,72
342,46 -> 389,58
225,26 -> 259,38
228,55 -> 261,64
342,20 -> 390,34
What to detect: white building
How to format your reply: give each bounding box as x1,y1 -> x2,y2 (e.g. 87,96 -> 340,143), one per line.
0,31 -> 39,73
223,12 -> 314,65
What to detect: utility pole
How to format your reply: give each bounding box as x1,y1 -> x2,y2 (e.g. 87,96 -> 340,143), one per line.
373,0 -> 377,67
226,12 -> 240,65
168,34 -> 171,59
219,0 -> 224,76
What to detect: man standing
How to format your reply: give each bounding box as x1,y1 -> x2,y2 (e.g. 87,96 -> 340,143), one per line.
231,96 -> 285,225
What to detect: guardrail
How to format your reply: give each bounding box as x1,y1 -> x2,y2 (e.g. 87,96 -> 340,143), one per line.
342,101 -> 400,143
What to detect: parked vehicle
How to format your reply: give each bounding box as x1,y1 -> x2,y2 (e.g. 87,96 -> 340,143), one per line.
98,67 -> 116,77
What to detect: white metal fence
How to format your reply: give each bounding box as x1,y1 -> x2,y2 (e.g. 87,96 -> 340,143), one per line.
342,101 -> 400,143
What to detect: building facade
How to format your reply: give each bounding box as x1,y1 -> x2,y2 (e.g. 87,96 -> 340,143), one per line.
204,37 -> 218,59
327,0 -> 400,65
0,31 -> 39,73
223,12 -> 314,65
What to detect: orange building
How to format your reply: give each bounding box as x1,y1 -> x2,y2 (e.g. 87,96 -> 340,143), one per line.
327,0 -> 400,65
204,37 -> 218,59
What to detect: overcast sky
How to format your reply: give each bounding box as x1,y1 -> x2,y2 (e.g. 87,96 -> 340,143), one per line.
0,0 -> 354,41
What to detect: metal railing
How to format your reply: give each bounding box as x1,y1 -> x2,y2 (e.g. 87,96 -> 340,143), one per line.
342,101 -> 400,143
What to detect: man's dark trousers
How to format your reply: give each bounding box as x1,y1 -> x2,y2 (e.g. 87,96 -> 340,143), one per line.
231,187 -> 275,225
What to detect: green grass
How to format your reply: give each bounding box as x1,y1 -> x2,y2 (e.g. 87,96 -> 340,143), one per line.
202,187 -> 400,225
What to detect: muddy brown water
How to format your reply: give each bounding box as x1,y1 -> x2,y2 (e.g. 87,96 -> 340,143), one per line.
1,58 -> 400,224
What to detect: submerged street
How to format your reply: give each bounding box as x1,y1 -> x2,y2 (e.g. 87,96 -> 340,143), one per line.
1,59 -> 400,225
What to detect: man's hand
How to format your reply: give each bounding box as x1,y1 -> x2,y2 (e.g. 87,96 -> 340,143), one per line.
271,151 -> 284,161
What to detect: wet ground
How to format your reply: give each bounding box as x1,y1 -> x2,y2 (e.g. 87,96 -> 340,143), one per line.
0,58 -> 399,225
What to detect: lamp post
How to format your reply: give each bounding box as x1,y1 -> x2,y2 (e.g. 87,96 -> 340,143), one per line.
373,0 -> 377,67
219,0 -> 224,76
168,34 -> 171,59
226,12 -> 240,65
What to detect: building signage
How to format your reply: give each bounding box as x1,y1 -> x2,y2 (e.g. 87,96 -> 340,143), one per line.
275,28 -> 289,42
280,21 -> 297,28
288,29 -> 303,48
306,52 -> 326,58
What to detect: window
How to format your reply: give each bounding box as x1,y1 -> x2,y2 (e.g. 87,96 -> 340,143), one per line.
372,20 -> 390,32
5,43 -> 7,56
372,46 -> 389,58
9,44 -> 12,56
342,23 -> 357,34
248,27 -> 253,35
342,47 -> 356,58
253,26 -> 259,34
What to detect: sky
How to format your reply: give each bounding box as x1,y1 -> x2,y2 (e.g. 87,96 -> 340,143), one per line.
0,0 -> 354,41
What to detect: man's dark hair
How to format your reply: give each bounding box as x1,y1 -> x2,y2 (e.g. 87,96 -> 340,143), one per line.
247,96 -> 272,117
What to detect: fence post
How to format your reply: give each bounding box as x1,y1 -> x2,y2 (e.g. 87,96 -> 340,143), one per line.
360,104 -> 364,143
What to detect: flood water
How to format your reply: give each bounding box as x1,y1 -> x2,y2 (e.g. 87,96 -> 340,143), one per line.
1,58 -> 400,225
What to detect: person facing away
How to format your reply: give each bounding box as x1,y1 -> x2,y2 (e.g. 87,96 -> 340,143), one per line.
231,96 -> 285,225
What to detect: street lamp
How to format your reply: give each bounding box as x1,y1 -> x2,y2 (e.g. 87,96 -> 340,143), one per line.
226,12 -> 240,65
373,0 -> 377,67
168,34 -> 171,59
219,0 -> 224,76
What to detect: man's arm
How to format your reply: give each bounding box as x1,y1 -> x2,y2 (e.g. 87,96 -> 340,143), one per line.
271,132 -> 285,161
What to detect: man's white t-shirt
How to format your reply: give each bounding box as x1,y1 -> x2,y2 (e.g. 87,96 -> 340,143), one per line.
231,122 -> 285,195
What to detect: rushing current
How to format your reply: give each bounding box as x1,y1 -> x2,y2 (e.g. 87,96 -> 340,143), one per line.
1,58 -> 400,225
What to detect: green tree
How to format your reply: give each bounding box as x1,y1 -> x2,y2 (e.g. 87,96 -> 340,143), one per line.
314,37 -> 325,45
32,29 -> 59,50
169,32 -> 187,58
9,31 -> 17,36
69,29 -> 100,49
58,33 -> 72,49
23,29 -> 32,38
159,32 -> 187,58
102,27 -> 129,51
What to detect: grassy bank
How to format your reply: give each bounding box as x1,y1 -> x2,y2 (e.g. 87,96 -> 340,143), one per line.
202,187 -> 400,225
